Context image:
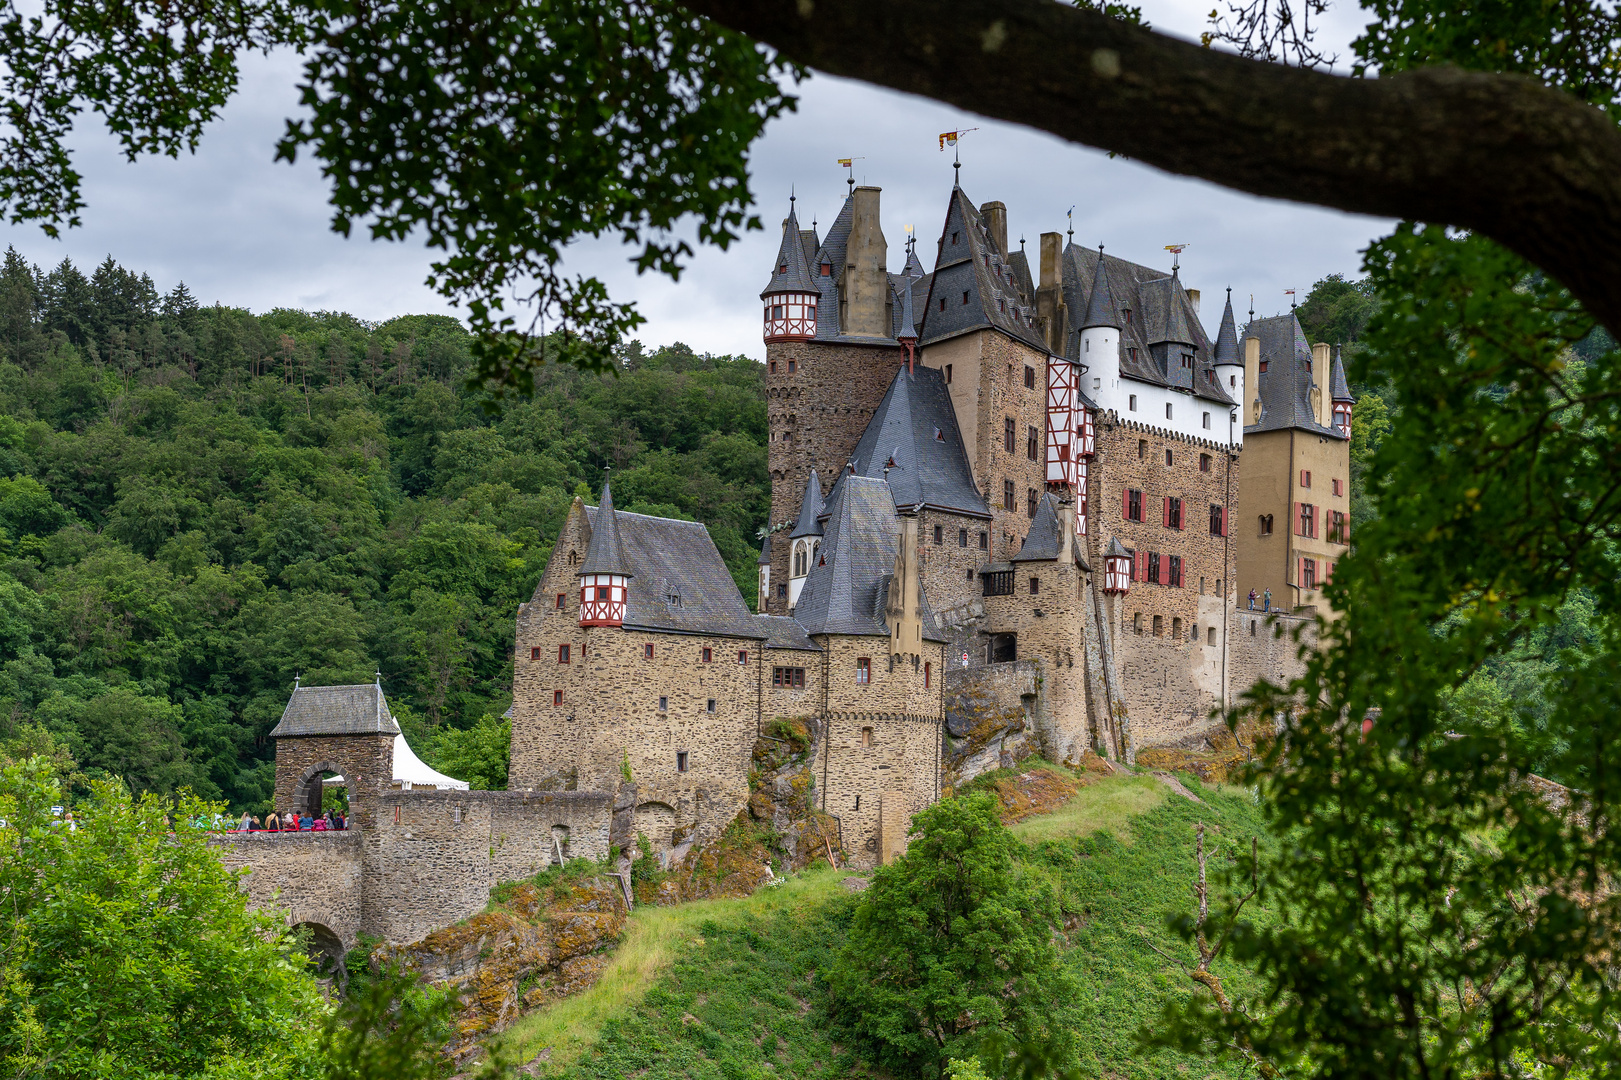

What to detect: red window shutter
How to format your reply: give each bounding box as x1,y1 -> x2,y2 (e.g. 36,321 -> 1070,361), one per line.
1313,505 -> 1320,539
1178,500 -> 1185,531
1123,488 -> 1129,520
1293,502 -> 1302,536
1344,513 -> 1351,541
1132,551 -> 1143,580
1159,554 -> 1168,585
1162,496 -> 1170,527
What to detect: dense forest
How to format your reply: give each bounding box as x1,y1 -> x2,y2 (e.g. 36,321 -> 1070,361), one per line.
0,248 -> 768,810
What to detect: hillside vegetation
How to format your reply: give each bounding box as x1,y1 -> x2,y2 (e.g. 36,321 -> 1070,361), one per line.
0,249 -> 768,809
490,770 -> 1270,1080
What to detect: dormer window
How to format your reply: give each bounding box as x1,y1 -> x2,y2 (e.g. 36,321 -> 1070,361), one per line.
1124,309 -> 1132,326
821,262 -> 831,275
952,231 -> 959,244
1259,361 -> 1269,373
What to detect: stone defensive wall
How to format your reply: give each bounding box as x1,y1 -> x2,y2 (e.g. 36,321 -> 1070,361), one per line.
212,788 -> 614,947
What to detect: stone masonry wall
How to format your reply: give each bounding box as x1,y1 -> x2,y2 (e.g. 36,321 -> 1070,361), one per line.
1227,608 -> 1314,703
763,645 -> 823,722
213,831 -> 365,949
981,554 -> 1092,763
980,333 -> 1053,562
1086,410 -> 1240,745
818,712 -> 940,868
273,734 -> 394,826
765,339 -> 902,615
816,633 -> 943,717
918,508 -> 993,616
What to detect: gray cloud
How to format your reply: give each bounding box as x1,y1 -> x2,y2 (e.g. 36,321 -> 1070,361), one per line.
3,0 -> 1390,357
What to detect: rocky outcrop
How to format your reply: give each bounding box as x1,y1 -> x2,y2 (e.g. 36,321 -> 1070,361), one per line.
941,664 -> 1037,792
378,875 -> 627,1060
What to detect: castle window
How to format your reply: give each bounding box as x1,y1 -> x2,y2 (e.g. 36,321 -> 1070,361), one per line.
1027,425 -> 1039,461
1302,558 -> 1318,590
676,751 -> 688,773
702,647 -> 713,663
1125,309 -> 1132,326
596,586 -> 609,600
1208,626 -> 1217,646
1172,616 -> 1182,638
556,593 -> 565,609
1165,496 -> 1182,529
769,361 -> 776,374
773,667 -> 806,688
966,568 -> 974,581
1153,614 -> 1164,636
659,695 -> 668,711
531,647 -> 541,660
1169,555 -> 1183,588
924,662 -> 931,688
1027,488 -> 1038,518
856,658 -> 871,685
1129,394 -> 1138,411
1003,481 -> 1016,511
979,530 -> 988,550
1202,411 -> 1211,428
558,644 -> 570,664
861,726 -> 874,747
773,304 -> 783,319
788,359 -> 796,374
1165,448 -> 1173,466
934,524 -> 943,545
645,643 -> 654,659
1029,577 -> 1040,595
939,299 -> 946,312
1304,359 -> 1312,373
1330,510 -> 1348,544
945,364 -> 952,384
553,689 -> 564,706
1138,439 -> 1146,460
1259,360 -> 1269,372
1023,365 -> 1035,389
952,231 -> 959,244
1133,613 -> 1143,634
1260,514 -> 1273,536
1004,417 -> 1016,453
707,699 -> 716,713
854,794 -> 860,810
1165,403 -> 1173,420
959,528 -> 968,547
962,291 -> 970,306
982,571 -> 1015,597
1200,453 -> 1212,473
1125,488 -> 1143,522
822,262 -> 831,276
1146,553 -> 1161,584
1129,348 -> 1139,364
1300,470 -> 1312,488
776,584 -> 786,598
1210,504 -> 1227,536
738,650 -> 748,665
1298,502 -> 1317,538
999,299 -> 1006,313
1182,354 -> 1193,369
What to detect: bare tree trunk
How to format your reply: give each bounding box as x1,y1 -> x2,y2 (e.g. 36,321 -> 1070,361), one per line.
681,0 -> 1621,335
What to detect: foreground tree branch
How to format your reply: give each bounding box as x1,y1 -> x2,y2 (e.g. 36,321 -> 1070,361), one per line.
681,0 -> 1621,336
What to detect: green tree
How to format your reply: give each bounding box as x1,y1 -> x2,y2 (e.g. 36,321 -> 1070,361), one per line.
424,712 -> 510,790
826,792 -> 1079,1078
0,758 -> 324,1079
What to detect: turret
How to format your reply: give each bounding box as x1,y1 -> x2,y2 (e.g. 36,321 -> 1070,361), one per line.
1079,246 -> 1120,406
1102,537 -> 1132,594
761,196 -> 818,343
1212,288 -> 1243,410
1152,265 -> 1198,391
884,514 -> 924,663
757,533 -> 772,613
1330,344 -> 1354,437
787,469 -> 824,608
579,478 -> 631,626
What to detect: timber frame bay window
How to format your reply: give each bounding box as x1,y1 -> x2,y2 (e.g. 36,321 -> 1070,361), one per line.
578,573 -> 627,626
1103,540 -> 1132,594
762,292 -> 817,342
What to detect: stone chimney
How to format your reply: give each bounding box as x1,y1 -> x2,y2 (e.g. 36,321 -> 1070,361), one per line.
1311,342 -> 1332,426
1185,288 -> 1200,314
1244,335 -> 1262,425
885,514 -> 924,663
979,201 -> 1008,258
1036,231 -> 1069,355
843,186 -> 890,339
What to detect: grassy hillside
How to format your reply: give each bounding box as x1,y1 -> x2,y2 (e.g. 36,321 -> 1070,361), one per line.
495,771 -> 1272,1079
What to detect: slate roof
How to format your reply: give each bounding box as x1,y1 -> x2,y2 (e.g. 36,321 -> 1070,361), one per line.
1330,345 -> 1353,401
1062,244 -> 1235,407
755,614 -> 820,652
761,200 -> 818,297
1243,312 -> 1347,439
1010,492 -> 1089,569
1079,247 -> 1119,331
1105,536 -> 1132,560
896,275 -> 918,341
579,480 -> 631,577
758,531 -> 772,566
579,505 -> 766,638
1212,289 -> 1241,367
790,469 -> 825,538
847,364 -> 989,519
791,475 -> 946,641
902,239 -> 926,279
1009,244 -> 1036,304
270,682 -> 400,738
917,186 -> 1047,351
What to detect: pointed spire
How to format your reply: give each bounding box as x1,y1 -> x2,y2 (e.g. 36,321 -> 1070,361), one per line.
580,475 -> 632,578
760,198 -> 818,298
1080,245 -> 1119,331
1330,343 -> 1353,402
897,279 -> 918,343
790,469 -> 825,538
757,531 -> 772,566
1213,287 -> 1241,366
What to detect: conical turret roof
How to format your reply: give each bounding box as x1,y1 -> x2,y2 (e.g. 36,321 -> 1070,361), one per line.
1330,345 -> 1353,401
790,470 -> 825,538
579,479 -> 632,578
761,199 -> 818,298
1213,288 -> 1241,366
1079,247 -> 1119,331
757,531 -> 772,566
897,278 -> 918,341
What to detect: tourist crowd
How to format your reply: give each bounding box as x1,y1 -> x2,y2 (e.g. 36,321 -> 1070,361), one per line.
233,809 -> 348,832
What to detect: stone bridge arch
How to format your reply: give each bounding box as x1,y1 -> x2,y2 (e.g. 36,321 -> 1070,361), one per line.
634,801 -> 677,852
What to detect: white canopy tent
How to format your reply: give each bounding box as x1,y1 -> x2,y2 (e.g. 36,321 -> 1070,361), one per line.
323,734 -> 470,791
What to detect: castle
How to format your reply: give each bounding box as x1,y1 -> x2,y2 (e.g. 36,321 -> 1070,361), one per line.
236,176 -> 1349,950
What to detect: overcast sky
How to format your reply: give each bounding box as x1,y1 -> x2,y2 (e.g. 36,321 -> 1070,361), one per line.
0,0 -> 1389,361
